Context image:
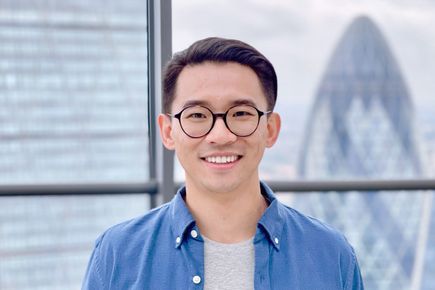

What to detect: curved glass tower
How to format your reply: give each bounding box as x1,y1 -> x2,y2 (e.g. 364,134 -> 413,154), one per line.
296,16 -> 433,290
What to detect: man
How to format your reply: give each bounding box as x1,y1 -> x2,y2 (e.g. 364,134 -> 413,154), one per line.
82,37 -> 364,289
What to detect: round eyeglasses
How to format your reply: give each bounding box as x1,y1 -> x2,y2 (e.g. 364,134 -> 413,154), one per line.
168,105 -> 271,138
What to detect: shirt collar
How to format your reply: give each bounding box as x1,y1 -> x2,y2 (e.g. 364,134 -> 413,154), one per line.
169,181 -> 285,250
169,186 -> 195,248
257,181 -> 285,251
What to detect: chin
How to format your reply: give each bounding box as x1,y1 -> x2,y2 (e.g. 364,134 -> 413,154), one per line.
202,180 -> 241,194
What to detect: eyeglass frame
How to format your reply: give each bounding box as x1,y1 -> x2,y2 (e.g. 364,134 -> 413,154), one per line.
167,104 -> 272,138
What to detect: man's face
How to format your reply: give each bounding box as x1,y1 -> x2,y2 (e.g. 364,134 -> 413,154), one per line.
158,62 -> 280,194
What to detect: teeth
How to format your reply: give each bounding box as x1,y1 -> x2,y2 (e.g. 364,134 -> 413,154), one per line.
205,155 -> 239,164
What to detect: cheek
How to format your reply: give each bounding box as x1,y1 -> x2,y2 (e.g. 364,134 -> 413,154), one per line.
247,135 -> 268,157
171,125 -> 189,145
254,127 -> 270,155
256,124 -> 270,146
174,144 -> 193,172
172,134 -> 201,163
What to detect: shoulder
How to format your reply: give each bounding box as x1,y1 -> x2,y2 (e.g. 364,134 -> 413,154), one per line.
280,202 -> 353,250
279,202 -> 363,288
82,202 -> 177,288
96,201 -> 172,249
274,201 -> 363,289
260,181 -> 355,255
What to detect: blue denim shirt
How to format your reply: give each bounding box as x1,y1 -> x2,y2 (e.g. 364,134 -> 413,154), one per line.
82,182 -> 364,290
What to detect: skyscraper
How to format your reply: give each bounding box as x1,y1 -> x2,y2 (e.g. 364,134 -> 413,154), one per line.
0,1 -> 150,289
296,16 -> 433,289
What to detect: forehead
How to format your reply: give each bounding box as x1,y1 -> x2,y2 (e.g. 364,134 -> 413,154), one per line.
172,62 -> 267,111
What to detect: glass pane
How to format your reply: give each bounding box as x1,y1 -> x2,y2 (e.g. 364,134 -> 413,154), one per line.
0,0 -> 150,289
278,191 -> 435,290
0,195 -> 150,290
0,0 -> 149,184
173,1 -> 435,182
173,1 -> 435,289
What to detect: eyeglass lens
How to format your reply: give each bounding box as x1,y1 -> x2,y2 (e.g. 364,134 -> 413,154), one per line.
179,105 -> 260,138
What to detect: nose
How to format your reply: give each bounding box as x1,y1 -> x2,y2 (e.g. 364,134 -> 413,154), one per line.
204,117 -> 237,144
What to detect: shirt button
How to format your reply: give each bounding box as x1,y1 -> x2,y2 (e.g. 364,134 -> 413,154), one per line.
274,237 -> 279,244
192,275 -> 201,284
190,230 -> 198,238
176,236 -> 181,244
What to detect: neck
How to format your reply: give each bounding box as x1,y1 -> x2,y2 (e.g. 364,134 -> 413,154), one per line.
184,178 -> 267,244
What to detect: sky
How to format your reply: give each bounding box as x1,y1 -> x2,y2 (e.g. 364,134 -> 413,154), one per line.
172,0 -> 435,114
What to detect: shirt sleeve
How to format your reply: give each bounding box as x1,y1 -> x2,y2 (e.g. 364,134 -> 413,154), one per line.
81,236 -> 105,290
345,247 -> 364,290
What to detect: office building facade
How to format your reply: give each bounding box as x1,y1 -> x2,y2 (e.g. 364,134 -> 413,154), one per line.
297,16 -> 433,290
0,1 -> 150,289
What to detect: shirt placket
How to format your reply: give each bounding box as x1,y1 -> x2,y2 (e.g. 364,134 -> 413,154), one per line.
254,232 -> 272,289
178,225 -> 205,290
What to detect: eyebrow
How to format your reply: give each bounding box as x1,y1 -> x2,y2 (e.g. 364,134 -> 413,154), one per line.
182,98 -> 258,110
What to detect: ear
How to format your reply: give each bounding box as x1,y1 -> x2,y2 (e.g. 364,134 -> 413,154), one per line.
265,112 -> 281,148
158,114 -> 175,150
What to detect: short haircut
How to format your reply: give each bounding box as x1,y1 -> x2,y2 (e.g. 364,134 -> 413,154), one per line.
162,37 -> 278,113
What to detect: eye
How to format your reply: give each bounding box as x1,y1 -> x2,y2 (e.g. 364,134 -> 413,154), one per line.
232,110 -> 255,117
186,112 -> 208,119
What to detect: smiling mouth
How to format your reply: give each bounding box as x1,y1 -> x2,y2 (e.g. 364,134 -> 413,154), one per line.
202,155 -> 242,164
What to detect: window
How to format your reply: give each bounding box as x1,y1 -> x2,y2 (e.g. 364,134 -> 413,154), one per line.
172,2 -> 435,289
0,1 -> 153,289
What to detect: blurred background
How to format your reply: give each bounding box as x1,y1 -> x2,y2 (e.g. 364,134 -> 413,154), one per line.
1,0 -> 434,289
